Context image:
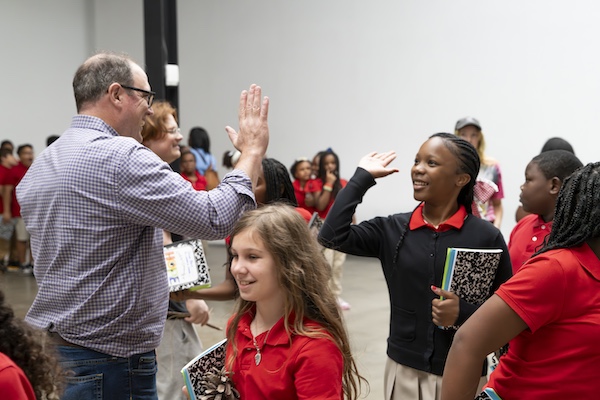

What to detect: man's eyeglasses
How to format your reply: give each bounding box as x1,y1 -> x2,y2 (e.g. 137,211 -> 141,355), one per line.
120,84 -> 155,107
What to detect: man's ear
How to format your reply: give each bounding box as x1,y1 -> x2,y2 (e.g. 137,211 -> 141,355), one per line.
107,82 -> 123,105
549,177 -> 561,195
456,173 -> 471,188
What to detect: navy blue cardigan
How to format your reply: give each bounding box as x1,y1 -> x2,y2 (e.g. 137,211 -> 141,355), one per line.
318,167 -> 512,376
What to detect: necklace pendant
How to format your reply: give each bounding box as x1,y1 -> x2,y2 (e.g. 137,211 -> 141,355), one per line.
254,352 -> 262,366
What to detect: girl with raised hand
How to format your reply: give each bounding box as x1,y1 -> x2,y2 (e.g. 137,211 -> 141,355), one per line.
318,133 -> 512,400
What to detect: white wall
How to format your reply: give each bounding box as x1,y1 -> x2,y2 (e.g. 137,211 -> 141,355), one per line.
2,0 -> 600,239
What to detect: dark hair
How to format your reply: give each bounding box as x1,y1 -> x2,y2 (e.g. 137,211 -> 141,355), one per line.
541,137 -> 575,154
262,158 -> 298,206
46,135 -> 60,146
0,148 -> 12,159
17,144 -> 33,155
1,140 -> 14,151
73,52 -> 135,112
391,133 -> 480,264
430,132 -> 480,213
535,162 -> 600,255
289,157 -> 311,178
188,127 -> 211,153
531,150 -> 582,181
318,149 -> 343,198
0,291 -> 63,398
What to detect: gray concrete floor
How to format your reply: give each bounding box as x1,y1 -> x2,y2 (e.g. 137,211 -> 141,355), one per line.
0,242 -> 389,399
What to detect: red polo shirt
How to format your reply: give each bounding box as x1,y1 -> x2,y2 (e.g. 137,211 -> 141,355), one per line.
508,214 -> 552,274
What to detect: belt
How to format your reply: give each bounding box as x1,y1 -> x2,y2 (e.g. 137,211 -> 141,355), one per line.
47,331 -> 85,348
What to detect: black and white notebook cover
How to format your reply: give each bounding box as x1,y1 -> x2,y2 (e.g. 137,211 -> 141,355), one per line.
164,239 -> 211,292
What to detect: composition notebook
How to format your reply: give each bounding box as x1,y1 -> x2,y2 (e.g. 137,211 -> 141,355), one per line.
441,247 -> 503,306
181,338 -> 228,400
164,239 -> 211,292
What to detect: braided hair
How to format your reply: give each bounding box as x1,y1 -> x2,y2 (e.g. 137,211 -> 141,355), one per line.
262,158 -> 298,206
430,132 -> 480,214
392,133 -> 480,263
535,162 -> 600,255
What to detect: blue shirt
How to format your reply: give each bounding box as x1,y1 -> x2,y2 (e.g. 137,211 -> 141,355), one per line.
189,147 -> 218,175
17,115 -> 255,357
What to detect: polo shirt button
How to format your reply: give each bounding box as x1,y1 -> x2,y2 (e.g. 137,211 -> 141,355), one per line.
429,253 -> 434,257
541,225 -> 546,229
532,236 -> 538,241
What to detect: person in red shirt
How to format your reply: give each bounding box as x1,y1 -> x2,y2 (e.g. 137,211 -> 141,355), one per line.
225,204 -> 365,399
442,162 -> 600,400
3,144 -> 34,273
180,150 -> 208,191
508,150 -> 582,274
0,148 -> 17,270
290,157 -> 318,215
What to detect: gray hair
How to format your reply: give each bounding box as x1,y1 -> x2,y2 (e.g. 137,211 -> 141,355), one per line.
72,52 -> 135,112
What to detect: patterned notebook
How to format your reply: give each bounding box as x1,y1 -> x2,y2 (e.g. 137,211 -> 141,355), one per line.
441,247 -> 503,306
164,239 -> 211,292
181,338 -> 227,400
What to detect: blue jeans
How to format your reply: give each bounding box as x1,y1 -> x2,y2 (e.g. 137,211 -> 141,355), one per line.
57,346 -> 158,400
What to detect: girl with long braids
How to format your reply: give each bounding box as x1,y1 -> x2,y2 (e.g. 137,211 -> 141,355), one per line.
442,162 -> 600,400
0,290 -> 63,399
318,133 -> 512,400
226,204 -> 366,399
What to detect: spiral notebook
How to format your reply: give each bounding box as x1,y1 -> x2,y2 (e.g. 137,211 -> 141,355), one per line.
164,239 -> 211,292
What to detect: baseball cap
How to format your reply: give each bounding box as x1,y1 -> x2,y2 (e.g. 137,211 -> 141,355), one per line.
455,116 -> 481,131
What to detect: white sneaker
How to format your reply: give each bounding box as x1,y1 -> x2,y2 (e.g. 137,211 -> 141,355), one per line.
337,297 -> 351,311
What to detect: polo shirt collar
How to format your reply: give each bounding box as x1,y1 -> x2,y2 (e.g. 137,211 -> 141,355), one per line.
409,202 -> 467,232
573,242 -> 600,281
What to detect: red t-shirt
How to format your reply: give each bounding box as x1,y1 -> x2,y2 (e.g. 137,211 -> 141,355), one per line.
0,352 -> 36,400
292,179 -> 318,214
227,311 -> 343,400
508,214 -> 553,274
7,162 -> 28,217
180,171 -> 207,191
486,243 -> 600,399
0,165 -> 12,214
313,178 -> 348,219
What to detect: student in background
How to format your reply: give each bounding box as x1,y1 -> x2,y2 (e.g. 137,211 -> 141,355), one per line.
225,204 -> 366,399
313,148 -> 352,310
455,117 -> 504,229
188,127 -> 219,190
318,133 -> 512,400
515,136 -> 576,222
442,162 -> 600,400
180,149 -> 208,191
509,150 -> 582,274
0,290 -> 62,399
3,144 -> 34,274
0,149 -> 17,270
141,100 -> 211,400
290,157 -> 317,215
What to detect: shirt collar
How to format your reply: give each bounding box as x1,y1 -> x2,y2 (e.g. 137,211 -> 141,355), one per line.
409,202 -> 467,232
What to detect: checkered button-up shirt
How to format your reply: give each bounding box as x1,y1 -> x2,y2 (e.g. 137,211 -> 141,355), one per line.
17,115 -> 255,357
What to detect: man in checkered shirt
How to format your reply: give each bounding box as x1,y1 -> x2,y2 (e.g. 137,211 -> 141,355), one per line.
16,52 -> 269,400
